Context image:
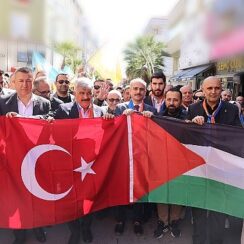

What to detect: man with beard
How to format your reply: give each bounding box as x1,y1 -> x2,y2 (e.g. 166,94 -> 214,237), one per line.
154,87 -> 187,240
144,71 -> 166,113
52,73 -> 74,103
221,89 -> 232,102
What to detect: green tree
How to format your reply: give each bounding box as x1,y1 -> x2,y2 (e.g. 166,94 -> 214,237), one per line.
124,36 -> 165,83
54,41 -> 82,73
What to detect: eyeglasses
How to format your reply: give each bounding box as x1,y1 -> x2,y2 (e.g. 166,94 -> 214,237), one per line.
108,98 -> 120,103
36,90 -> 51,95
57,80 -> 70,85
193,96 -> 204,101
94,85 -> 101,90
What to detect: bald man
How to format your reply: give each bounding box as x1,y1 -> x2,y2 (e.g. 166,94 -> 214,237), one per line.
187,76 -> 241,244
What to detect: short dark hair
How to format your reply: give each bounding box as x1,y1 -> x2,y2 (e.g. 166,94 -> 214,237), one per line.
15,67 -> 32,76
95,79 -> 105,83
151,71 -> 166,83
55,73 -> 68,82
165,87 -> 182,100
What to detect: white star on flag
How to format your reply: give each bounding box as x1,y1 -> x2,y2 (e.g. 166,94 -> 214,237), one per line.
74,157 -> 96,181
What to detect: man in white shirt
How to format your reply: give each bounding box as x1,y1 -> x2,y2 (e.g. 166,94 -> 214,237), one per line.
0,67 -> 50,244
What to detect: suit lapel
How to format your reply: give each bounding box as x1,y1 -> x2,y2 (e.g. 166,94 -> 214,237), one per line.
70,103 -> 79,118
33,96 -> 41,115
6,93 -> 19,113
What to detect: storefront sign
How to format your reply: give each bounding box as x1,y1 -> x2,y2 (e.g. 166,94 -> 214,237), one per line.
216,56 -> 244,74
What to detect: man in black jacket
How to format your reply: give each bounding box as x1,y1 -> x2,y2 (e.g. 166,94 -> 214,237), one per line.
33,76 -> 63,113
0,67 -> 50,244
154,87 -> 187,239
188,76 -> 241,244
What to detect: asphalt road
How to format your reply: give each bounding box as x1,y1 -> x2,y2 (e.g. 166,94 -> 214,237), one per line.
0,208 -> 242,244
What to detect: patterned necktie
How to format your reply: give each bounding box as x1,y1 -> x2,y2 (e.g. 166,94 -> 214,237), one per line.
134,105 -> 139,111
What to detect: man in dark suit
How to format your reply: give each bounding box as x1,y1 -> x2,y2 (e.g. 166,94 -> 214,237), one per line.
118,78 -> 156,116
144,71 -> 166,114
188,76 -> 241,244
0,67 -> 50,244
32,76 -> 63,114
54,77 -> 112,244
113,78 -> 156,236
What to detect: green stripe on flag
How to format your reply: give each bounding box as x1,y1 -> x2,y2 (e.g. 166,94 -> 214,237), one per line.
139,175 -> 244,218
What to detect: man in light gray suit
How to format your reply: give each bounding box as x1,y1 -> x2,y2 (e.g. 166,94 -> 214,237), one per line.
0,67 -> 50,244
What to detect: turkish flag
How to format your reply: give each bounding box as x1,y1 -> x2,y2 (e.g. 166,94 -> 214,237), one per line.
0,114 -> 204,229
0,116 -> 130,228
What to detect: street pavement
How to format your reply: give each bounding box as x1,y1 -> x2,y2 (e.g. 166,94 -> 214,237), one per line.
0,207 -> 242,244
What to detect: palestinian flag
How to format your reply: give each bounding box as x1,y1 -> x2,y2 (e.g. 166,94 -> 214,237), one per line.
140,115 -> 244,219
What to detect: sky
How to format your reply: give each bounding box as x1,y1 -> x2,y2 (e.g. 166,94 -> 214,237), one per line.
81,0 -> 179,48
81,0 -> 179,79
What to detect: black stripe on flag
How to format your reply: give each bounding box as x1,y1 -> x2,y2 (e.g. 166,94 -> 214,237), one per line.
152,115 -> 244,158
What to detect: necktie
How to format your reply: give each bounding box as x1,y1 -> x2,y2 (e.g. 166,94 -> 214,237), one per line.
134,105 -> 139,111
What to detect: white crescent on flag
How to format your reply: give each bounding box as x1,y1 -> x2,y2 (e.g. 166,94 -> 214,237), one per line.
21,145 -> 73,201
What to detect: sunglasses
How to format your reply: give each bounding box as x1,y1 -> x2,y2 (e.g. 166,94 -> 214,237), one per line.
108,98 -> 120,103
193,96 -> 204,101
37,90 -> 51,95
57,80 -> 70,85
94,85 -> 101,90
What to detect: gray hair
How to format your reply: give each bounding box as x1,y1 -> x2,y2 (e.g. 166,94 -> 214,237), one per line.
74,77 -> 93,90
108,89 -> 122,99
130,78 -> 147,88
33,76 -> 48,88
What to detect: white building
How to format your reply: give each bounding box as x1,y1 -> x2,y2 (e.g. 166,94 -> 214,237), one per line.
0,0 -> 97,72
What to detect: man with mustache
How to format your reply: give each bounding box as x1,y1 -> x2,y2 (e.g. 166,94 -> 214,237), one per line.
114,78 -> 156,236
54,77 -> 106,244
144,71 -> 166,113
154,87 -> 187,239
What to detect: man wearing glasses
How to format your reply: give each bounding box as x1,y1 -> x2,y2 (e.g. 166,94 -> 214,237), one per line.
193,89 -> 205,103
102,90 -> 122,116
33,76 -> 63,113
53,73 -> 74,103
92,79 -> 109,107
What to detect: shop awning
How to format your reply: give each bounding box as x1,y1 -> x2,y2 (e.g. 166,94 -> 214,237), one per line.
170,64 -> 213,81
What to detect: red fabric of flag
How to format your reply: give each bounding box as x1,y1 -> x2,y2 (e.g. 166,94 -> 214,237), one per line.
132,115 -> 205,201
0,116 -> 129,229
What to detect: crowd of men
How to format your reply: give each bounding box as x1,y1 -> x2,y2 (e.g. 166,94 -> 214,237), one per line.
0,67 -> 243,244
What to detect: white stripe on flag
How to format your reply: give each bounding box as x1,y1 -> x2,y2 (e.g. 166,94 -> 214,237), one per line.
184,144 -> 244,190
127,115 -> 134,202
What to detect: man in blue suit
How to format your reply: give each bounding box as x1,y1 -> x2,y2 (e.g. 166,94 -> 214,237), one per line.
118,78 -> 156,116
114,78 -> 156,236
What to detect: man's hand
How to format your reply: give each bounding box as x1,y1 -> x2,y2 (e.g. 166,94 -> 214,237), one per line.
46,116 -> 55,123
6,112 -> 20,118
97,83 -> 109,101
141,111 -> 153,118
123,109 -> 134,116
103,113 -> 115,120
192,116 -> 205,125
